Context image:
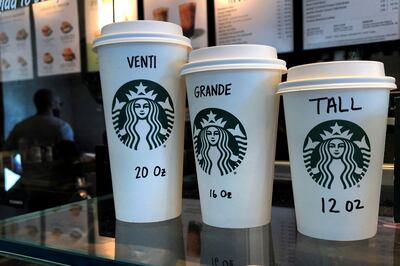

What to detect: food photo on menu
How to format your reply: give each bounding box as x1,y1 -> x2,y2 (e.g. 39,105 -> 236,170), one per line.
145,0 -> 208,49
62,47 -> 75,62
0,31 -> 9,44
43,52 -> 54,64
16,28 -> 28,40
153,7 -> 169,21
60,21 -> 73,34
17,56 -> 28,67
1,58 -> 11,69
152,2 -> 198,38
41,25 -> 53,37
178,2 -> 196,38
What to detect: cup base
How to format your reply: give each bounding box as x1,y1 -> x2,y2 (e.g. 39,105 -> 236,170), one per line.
116,211 -> 182,224
202,218 -> 270,229
297,227 -> 377,241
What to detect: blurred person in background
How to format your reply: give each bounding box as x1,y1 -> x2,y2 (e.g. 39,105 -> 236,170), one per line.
5,88 -> 74,152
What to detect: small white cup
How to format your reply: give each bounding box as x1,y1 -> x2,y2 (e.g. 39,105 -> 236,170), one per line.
181,45 -> 287,228
278,61 -> 396,241
93,21 -> 191,222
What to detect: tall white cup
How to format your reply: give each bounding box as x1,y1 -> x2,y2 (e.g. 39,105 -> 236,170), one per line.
93,21 -> 191,222
278,61 -> 396,240
181,45 -> 287,228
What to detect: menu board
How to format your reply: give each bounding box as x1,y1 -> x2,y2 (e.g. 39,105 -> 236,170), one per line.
84,0 -> 114,72
214,0 -> 293,53
144,0 -> 208,49
114,0 -> 138,22
303,0 -> 400,50
0,8 -> 33,82
33,0 -> 81,76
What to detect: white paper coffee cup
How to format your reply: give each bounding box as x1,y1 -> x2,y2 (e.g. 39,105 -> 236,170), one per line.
93,21 -> 191,222
278,61 -> 396,241
181,45 -> 287,228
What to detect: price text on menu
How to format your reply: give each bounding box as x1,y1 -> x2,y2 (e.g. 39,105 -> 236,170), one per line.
303,0 -> 400,49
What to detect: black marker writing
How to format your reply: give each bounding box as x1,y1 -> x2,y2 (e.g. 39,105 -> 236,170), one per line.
194,83 -> 232,98
309,96 -> 363,115
127,55 -> 156,69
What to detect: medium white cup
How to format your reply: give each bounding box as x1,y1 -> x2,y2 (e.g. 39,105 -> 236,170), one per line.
93,21 -> 191,222
278,61 -> 396,240
181,45 -> 287,228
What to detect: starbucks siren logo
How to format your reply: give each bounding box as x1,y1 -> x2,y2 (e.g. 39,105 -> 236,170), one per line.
303,120 -> 371,190
112,79 -> 174,150
193,108 -> 247,176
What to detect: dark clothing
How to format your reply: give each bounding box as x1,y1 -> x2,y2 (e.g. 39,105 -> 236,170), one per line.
5,114 -> 74,150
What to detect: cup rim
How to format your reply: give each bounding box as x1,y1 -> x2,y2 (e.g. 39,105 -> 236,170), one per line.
190,44 -> 278,55
93,21 -> 192,51
180,44 -> 286,75
93,34 -> 192,51
287,60 -> 381,71
277,76 -> 397,94
181,63 -> 287,75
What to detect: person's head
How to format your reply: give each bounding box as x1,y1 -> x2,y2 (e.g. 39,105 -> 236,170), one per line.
33,88 -> 62,116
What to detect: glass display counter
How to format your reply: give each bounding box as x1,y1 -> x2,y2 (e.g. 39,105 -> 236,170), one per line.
0,195 -> 398,265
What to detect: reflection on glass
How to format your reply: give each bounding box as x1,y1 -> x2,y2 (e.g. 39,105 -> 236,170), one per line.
201,224 -> 274,266
44,201 -> 89,249
3,220 -> 41,243
115,217 -> 185,265
187,221 -> 202,257
295,230 -> 395,266
4,167 -> 21,192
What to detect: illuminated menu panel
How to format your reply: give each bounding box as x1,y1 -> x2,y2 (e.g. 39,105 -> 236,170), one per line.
33,0 -> 81,77
84,0 -> 114,72
144,0 -> 208,49
114,0 -> 138,22
214,0 -> 293,53
303,0 -> 400,50
0,7 -> 33,82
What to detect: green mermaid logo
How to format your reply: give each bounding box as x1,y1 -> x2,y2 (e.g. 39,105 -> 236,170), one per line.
303,120 -> 371,189
193,108 -> 247,176
112,79 -> 174,150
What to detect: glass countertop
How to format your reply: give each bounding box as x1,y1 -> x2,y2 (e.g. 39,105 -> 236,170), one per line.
0,195 -> 399,265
